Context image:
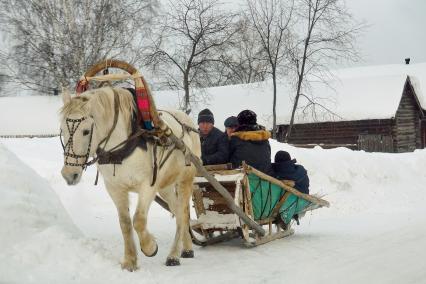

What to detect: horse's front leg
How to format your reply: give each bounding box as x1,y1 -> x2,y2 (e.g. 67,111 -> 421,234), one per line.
165,178 -> 194,266
105,182 -> 137,271
133,186 -> 158,258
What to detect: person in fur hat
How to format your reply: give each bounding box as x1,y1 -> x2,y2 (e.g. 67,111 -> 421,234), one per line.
228,110 -> 274,175
198,108 -> 229,165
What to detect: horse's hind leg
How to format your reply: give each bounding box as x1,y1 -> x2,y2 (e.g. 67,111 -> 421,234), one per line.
180,182 -> 194,258
133,187 -> 158,258
105,183 -> 137,271
166,178 -> 193,266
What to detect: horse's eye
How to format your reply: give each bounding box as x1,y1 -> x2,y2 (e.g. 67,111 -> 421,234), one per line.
82,129 -> 90,136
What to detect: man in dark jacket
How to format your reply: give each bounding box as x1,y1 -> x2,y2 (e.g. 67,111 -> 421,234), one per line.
198,108 -> 229,165
272,151 -> 310,194
229,110 -> 274,175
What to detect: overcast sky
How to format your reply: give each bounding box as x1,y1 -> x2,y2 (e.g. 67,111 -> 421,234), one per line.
347,0 -> 426,67
1,0 -> 425,69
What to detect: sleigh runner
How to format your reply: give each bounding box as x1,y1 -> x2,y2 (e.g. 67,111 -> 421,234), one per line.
189,163 -> 329,247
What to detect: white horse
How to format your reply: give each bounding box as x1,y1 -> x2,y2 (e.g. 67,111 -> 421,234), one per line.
60,87 -> 201,270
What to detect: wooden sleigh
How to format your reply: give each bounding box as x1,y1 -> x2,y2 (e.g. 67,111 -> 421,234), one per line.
190,163 -> 330,247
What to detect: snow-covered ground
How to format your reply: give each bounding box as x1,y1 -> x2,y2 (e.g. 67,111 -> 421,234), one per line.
1,136 -> 426,284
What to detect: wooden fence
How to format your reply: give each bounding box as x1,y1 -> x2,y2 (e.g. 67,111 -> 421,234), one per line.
0,134 -> 59,138
357,134 -> 394,152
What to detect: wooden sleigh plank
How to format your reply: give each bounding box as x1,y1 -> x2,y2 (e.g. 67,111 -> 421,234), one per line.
245,228 -> 295,247
190,230 -> 241,246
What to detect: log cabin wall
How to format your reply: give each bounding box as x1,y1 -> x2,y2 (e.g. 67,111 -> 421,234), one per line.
277,119 -> 394,150
415,118 -> 421,149
421,119 -> 426,148
392,80 -> 423,152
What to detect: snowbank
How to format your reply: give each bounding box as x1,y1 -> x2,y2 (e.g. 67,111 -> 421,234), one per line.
0,143 -> 79,247
0,144 -> 158,284
269,140 -> 426,216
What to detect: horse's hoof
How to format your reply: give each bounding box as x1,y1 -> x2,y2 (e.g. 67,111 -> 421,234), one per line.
143,243 -> 158,257
121,260 -> 137,272
165,257 -> 180,266
181,250 -> 194,258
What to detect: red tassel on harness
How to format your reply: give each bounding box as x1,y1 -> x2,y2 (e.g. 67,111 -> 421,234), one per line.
76,79 -> 88,95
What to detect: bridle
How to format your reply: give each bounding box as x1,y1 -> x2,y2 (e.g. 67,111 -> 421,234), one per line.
60,116 -> 95,170
60,88 -> 122,170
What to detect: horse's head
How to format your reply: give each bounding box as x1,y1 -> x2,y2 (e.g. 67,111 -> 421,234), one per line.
59,89 -> 96,185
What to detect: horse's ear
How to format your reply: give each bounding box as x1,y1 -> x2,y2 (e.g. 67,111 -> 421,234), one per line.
61,87 -> 72,105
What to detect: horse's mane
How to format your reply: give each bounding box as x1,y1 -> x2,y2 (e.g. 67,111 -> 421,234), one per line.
60,96 -> 90,118
61,87 -> 136,130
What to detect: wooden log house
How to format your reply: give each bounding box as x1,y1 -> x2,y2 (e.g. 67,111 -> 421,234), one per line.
277,76 -> 426,153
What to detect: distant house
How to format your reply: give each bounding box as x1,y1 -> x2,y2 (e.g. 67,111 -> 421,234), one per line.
277,66 -> 426,153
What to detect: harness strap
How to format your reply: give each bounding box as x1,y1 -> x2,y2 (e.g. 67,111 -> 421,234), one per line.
95,130 -> 153,165
94,170 -> 100,185
151,143 -> 158,186
159,144 -> 176,169
159,110 -> 199,135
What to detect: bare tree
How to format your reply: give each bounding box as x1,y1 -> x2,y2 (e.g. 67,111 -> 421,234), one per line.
0,51 -> 12,96
0,73 -> 7,94
285,0 -> 364,141
217,16 -> 269,84
145,0 -> 238,113
245,0 -> 294,137
0,0 -> 157,95
0,51 -> 5,94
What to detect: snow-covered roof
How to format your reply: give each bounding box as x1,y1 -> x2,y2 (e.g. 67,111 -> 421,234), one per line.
307,63 -> 426,123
